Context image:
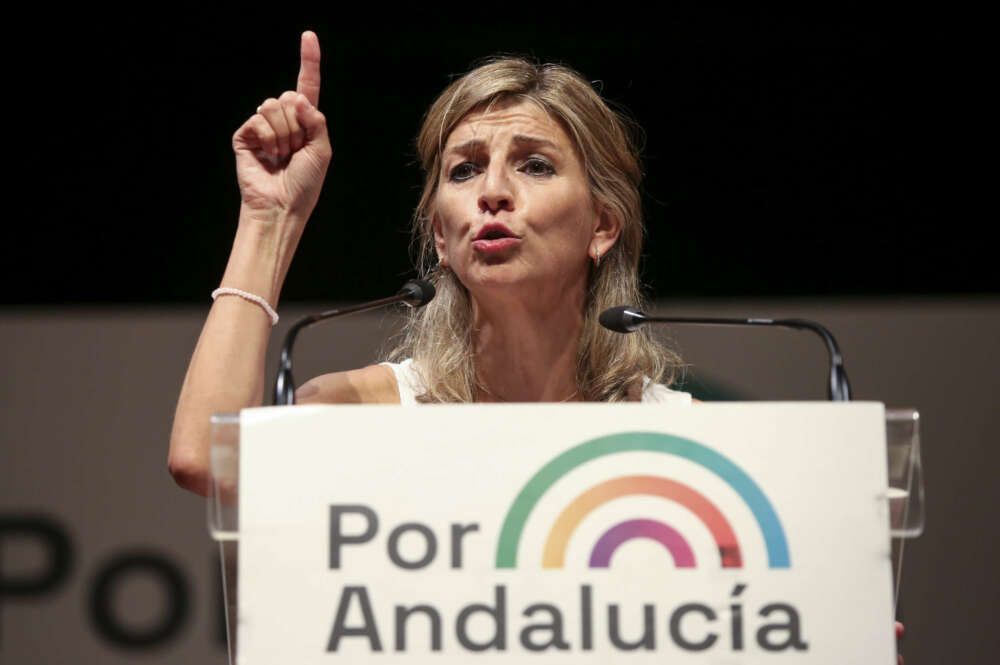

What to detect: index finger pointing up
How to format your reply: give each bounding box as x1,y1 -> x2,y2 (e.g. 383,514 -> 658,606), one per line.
297,30 -> 321,107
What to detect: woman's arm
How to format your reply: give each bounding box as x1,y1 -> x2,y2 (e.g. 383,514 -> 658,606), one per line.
168,31 -> 331,496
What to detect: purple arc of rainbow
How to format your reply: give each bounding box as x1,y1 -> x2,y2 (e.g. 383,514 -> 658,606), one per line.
541,475 -> 742,568
589,519 -> 696,568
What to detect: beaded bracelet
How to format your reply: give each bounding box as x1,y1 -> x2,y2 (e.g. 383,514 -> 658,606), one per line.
211,287 -> 279,326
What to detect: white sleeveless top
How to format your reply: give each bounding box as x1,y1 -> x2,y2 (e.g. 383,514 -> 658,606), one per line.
380,359 -> 692,406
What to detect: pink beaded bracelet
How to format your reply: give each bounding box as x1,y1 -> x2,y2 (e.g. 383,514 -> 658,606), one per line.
211,287 -> 279,326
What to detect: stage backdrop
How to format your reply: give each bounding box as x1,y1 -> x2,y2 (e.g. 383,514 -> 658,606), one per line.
1,297 -> 997,664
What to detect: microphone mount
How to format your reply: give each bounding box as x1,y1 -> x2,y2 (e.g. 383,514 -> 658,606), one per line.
599,306 -> 851,401
273,280 -> 435,405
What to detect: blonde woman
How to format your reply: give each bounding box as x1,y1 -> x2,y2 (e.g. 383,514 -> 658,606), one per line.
168,31 -> 687,497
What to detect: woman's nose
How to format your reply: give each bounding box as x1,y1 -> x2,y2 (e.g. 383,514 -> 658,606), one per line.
478,165 -> 514,214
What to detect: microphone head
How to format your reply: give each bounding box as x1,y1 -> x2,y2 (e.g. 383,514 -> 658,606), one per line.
397,279 -> 436,308
599,306 -> 646,333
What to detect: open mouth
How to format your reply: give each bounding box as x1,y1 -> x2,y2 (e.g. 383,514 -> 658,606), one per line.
474,223 -> 518,241
472,223 -> 521,252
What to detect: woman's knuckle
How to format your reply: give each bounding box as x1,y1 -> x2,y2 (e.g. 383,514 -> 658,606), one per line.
256,121 -> 276,141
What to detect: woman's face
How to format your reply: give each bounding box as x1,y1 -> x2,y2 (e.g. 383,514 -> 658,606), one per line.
432,100 -> 619,303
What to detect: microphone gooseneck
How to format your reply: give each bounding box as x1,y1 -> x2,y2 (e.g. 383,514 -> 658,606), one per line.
599,306 -> 851,401
273,280 -> 436,405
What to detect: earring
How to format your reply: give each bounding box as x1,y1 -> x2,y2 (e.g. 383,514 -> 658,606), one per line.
592,248 -> 601,268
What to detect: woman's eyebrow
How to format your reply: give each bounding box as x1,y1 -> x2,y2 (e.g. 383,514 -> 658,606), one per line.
512,134 -> 559,151
446,138 -> 485,156
446,135 -> 560,156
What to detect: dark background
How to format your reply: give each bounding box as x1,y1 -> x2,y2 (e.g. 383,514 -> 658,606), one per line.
4,9 -> 980,305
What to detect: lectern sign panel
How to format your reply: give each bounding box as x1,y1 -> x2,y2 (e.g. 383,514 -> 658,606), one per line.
238,403 -> 893,664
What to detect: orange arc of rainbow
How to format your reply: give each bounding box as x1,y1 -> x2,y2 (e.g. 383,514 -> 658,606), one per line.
541,475 -> 743,568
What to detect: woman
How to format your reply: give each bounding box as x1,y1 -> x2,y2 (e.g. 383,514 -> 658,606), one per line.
168,31 -> 686,497
167,34 -> 904,656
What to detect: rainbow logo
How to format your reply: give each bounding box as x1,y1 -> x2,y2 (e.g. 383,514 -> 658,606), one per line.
495,432 -> 790,569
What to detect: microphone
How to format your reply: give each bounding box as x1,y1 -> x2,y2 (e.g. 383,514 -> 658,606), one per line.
273,279 -> 436,405
598,306 -> 646,333
599,306 -> 851,401
396,279 -> 436,308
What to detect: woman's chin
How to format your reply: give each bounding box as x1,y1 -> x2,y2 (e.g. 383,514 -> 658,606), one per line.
462,262 -> 521,283
467,272 -> 525,291
460,268 -> 535,296
462,266 -> 583,302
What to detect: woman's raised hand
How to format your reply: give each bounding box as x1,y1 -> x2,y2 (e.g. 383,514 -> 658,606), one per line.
167,31 -> 332,496
232,31 -> 331,223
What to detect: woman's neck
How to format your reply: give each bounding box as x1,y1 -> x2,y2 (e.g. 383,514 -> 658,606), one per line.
469,285 -> 585,403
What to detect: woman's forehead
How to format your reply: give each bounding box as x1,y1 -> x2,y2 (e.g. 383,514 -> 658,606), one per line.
445,99 -> 572,150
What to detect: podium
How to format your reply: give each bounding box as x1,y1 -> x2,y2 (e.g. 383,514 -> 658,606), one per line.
207,403 -> 923,664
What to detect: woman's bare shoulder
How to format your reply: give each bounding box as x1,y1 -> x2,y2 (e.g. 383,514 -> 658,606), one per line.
295,364 -> 401,405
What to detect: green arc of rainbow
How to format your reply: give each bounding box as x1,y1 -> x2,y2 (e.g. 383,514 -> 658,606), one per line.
495,431 -> 790,569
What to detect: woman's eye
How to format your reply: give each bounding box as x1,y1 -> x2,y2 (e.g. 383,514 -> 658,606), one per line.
520,157 -> 555,177
449,162 -> 479,182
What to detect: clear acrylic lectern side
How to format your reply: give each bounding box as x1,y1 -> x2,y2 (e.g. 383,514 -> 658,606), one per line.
208,412 -> 239,665
885,408 -> 925,612
207,407 -> 925,665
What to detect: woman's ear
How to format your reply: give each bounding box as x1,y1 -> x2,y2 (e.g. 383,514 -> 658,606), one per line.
432,216 -> 449,267
590,205 -> 622,263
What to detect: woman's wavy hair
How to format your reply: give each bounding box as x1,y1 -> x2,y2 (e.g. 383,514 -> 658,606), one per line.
388,56 -> 681,402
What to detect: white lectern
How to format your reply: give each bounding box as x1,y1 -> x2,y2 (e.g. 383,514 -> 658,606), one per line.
208,403 -> 923,665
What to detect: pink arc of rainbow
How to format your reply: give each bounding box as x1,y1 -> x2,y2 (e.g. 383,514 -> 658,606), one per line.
589,519 -> 696,568
541,475 -> 742,568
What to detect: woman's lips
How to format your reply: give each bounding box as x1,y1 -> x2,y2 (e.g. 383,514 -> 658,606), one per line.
472,237 -> 522,252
